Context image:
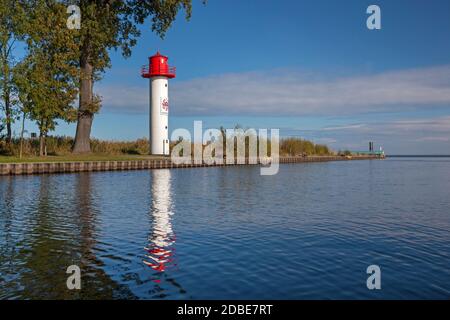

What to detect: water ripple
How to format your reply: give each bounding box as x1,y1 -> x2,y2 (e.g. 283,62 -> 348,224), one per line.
1,158 -> 450,299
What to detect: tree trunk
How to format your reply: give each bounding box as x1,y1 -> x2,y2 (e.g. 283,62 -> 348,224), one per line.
5,95 -> 12,144
39,132 -> 46,157
2,48 -> 12,144
19,111 -> 25,159
73,56 -> 94,153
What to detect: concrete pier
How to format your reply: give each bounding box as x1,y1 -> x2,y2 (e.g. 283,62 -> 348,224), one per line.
0,155 -> 380,176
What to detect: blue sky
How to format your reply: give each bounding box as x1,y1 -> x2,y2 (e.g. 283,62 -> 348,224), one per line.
17,0 -> 450,154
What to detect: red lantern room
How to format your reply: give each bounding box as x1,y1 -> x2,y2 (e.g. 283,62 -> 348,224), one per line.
141,51 -> 176,79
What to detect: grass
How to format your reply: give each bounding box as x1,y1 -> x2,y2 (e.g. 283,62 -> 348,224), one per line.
0,135 -> 335,164
0,154 -> 168,164
0,136 -> 151,158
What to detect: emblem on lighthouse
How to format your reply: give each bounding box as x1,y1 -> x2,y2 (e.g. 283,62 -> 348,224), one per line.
160,97 -> 169,114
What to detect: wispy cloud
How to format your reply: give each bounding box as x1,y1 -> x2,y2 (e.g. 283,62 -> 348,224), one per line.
388,117 -> 450,132
315,116 -> 450,137
322,124 -> 366,131
312,137 -> 338,145
98,85 -> 148,113
416,136 -> 450,142
280,116 -> 450,153
99,64 -> 450,116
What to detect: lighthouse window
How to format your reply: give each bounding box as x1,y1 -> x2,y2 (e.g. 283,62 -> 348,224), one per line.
165,84 -> 168,87
165,126 -> 168,129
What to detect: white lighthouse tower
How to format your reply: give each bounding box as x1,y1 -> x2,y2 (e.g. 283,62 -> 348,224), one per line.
141,51 -> 176,155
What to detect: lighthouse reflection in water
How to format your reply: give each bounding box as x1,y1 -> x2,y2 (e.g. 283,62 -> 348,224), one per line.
144,169 -> 176,273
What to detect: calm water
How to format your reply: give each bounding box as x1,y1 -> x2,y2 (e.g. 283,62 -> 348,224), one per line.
1,158 -> 449,299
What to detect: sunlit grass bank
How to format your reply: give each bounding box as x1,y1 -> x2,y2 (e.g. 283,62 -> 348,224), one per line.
0,135 -> 336,163
0,154 -> 165,164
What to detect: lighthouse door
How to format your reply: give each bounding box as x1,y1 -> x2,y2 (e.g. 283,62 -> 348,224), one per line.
165,140 -> 170,155
163,139 -> 169,155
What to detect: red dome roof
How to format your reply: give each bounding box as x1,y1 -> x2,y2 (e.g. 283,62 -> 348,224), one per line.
141,51 -> 176,79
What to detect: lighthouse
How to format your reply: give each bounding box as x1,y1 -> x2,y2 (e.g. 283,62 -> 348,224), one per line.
141,52 -> 176,155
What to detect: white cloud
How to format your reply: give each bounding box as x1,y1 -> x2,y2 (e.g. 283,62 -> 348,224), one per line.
312,137 -> 338,145
99,65 -> 450,116
171,65 -> 450,116
98,85 -> 148,113
416,136 -> 450,142
322,124 -> 366,131
316,116 -> 450,136
274,115 -> 450,153
388,117 -> 450,132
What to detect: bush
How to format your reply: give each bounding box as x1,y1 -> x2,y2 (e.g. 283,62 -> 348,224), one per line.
0,135 -> 150,157
0,134 -> 331,158
337,150 -> 352,156
90,138 -> 149,155
280,138 -> 332,156
0,141 -> 13,156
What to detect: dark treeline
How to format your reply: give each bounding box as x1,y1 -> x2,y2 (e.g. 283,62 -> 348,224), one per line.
0,0 -> 198,156
1,136 -> 150,157
1,134 -> 333,158
171,126 -> 333,160
280,137 -> 331,156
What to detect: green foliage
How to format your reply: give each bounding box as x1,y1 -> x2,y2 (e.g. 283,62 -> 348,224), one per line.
173,126 -> 333,158
14,1 -> 79,154
1,1 -> 203,155
66,0 -> 197,86
0,0 -> 25,142
337,150 -> 352,156
1,136 -> 150,157
0,123 -> 10,156
1,133 -> 332,158
280,137 -> 332,156
69,0 -> 200,152
91,138 -> 149,155
314,144 -> 330,155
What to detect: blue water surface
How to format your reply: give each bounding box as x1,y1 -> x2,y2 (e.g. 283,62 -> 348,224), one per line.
0,157 -> 449,299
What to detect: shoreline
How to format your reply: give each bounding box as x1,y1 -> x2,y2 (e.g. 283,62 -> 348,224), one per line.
0,155 -> 382,176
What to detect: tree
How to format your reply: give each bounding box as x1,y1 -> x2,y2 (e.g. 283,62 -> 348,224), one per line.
0,122 -> 5,140
70,0 -> 201,153
15,0 -> 78,156
314,144 -> 330,155
0,0 -> 25,145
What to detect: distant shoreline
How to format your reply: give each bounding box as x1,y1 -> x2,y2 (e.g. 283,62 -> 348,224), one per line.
0,155 -> 380,176
387,155 -> 450,158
